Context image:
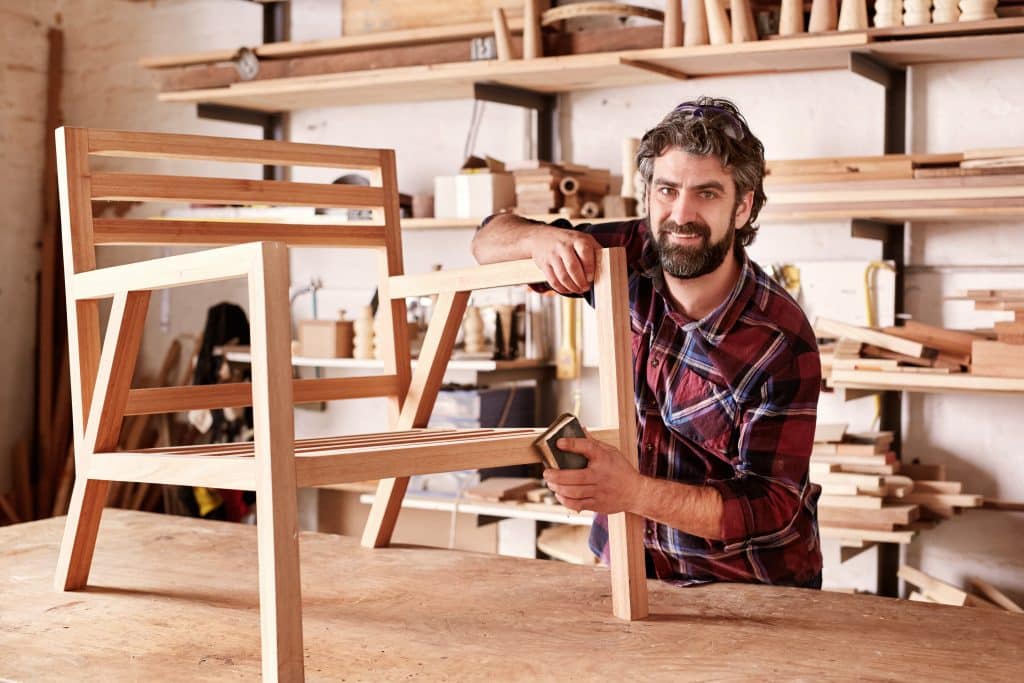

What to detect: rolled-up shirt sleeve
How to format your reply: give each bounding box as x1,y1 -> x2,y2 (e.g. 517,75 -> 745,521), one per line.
706,343 -> 821,546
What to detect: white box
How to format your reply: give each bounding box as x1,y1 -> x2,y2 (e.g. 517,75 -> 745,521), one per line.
434,172 -> 515,219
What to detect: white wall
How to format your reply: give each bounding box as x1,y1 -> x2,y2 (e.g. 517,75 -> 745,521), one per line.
2,1 -> 1020,601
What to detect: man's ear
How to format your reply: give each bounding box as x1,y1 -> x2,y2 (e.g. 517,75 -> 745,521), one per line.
734,190 -> 754,226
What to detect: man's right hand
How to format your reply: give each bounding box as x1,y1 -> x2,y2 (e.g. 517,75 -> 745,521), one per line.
527,227 -> 602,295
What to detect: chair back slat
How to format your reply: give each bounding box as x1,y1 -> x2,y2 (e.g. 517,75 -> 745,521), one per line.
86,128 -> 384,169
93,219 -> 387,248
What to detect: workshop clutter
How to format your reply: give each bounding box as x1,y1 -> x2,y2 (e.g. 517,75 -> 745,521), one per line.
812,423 -> 984,552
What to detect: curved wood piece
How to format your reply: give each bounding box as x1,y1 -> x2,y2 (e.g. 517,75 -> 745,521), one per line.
492,8 -> 514,60
780,0 -> 806,35
541,2 -> 665,27
731,0 -> 759,42
809,0 -> 839,32
684,0 -> 710,45
704,0 -> 732,45
664,0 -> 683,47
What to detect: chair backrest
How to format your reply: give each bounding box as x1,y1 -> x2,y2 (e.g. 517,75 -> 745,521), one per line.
56,127 -> 412,451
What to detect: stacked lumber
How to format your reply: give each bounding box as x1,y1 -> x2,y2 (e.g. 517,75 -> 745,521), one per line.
962,289 -> 1024,378
510,161 -> 613,218
900,565 -> 1023,612
811,423 -> 983,554
765,148 -> 1024,184
816,317 -> 977,378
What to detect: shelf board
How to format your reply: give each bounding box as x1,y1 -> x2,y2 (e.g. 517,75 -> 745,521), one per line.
829,369 -> 1024,395
156,25 -> 1024,111
224,349 -> 550,373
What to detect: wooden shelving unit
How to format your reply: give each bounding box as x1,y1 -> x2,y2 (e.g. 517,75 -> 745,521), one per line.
153,20 -> 1024,111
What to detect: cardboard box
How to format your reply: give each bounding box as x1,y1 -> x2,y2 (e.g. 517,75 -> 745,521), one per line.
434,171 -> 515,219
299,319 -> 354,358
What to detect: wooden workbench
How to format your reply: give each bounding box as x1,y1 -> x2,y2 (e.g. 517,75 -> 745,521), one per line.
1,510 -> 1020,680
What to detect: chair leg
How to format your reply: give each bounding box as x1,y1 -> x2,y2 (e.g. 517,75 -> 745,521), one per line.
255,476 -> 304,682
608,511 -> 649,620
360,476 -> 411,548
54,476 -> 110,591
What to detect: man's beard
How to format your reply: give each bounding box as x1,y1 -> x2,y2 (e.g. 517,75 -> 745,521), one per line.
654,216 -> 735,279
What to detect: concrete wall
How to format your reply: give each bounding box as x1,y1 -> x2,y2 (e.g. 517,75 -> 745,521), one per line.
0,4 -> 57,492
1,0 -> 1021,600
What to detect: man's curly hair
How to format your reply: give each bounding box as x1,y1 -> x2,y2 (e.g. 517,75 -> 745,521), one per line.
636,96 -> 767,248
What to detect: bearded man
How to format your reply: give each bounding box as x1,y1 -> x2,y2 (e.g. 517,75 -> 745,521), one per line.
471,97 -> 823,588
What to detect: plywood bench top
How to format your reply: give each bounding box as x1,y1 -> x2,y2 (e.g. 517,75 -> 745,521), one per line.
2,510 -> 1020,680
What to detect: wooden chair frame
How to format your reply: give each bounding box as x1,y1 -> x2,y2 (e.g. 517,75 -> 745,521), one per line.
54,127 -> 647,681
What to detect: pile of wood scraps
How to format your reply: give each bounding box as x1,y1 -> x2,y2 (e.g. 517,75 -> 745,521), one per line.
762,149 -> 1024,219
817,317 -> 976,379
959,289 -> 1024,378
510,160 -> 614,219
812,423 -> 983,558
766,148 -> 1024,183
900,564 -> 1023,612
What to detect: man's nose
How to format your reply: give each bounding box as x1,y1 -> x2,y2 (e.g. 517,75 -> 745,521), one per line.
669,194 -> 699,225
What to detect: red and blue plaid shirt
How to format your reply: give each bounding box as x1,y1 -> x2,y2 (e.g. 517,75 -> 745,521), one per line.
543,217 -> 822,587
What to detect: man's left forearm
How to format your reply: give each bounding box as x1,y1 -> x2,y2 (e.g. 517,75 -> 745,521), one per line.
630,475 -> 725,541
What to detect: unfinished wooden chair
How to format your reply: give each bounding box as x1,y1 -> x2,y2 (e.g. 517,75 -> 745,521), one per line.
54,127 -> 648,681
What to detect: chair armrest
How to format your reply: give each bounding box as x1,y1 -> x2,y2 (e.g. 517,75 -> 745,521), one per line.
71,241 -> 270,300
387,247 -> 621,298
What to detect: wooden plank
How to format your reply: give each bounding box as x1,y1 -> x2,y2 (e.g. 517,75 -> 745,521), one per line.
86,128 -> 384,169
819,527 -> 915,544
594,248 -> 648,621
341,1 -> 523,36
982,499 -> 1024,512
883,320 -> 980,357
818,495 -> 884,509
388,258 -> 545,297
89,173 -> 386,209
971,340 -> 1024,379
813,422 -> 848,443
818,504 -> 918,527
123,375 -> 402,415
93,219 -> 388,248
899,493 -> 983,508
898,565 -> 999,609
71,242 -> 259,300
967,577 -> 1024,613
247,241 -> 304,680
814,318 -> 930,358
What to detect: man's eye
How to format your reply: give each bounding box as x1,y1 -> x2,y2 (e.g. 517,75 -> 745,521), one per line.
699,191 -> 718,199
658,186 -> 677,198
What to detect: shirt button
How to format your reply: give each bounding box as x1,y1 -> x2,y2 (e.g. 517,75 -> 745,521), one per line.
645,443 -> 654,454
650,358 -> 659,368
646,528 -> 653,536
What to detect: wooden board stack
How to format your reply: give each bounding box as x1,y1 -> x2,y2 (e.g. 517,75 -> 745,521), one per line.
816,317 -> 978,377
765,148 -> 1024,184
510,161 -> 613,218
900,565 -> 1023,612
811,423 -> 984,555
964,289 -> 1024,378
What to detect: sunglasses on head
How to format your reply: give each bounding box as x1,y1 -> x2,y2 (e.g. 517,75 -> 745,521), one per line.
671,103 -> 747,141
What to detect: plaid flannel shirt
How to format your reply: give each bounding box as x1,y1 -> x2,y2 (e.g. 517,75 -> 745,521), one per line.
538,217 -> 822,587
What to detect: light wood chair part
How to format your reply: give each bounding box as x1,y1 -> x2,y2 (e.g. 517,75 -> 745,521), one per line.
54,127 -> 648,681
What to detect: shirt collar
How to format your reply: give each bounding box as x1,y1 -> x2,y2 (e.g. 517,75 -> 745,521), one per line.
637,219 -> 757,346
